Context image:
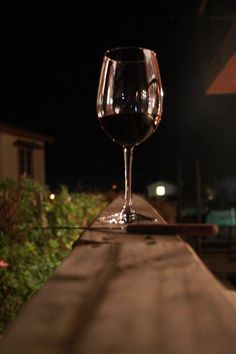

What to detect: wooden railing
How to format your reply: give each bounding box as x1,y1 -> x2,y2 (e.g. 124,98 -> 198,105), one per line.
1,194 -> 236,354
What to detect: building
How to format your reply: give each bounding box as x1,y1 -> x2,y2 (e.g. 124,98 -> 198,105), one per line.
0,123 -> 54,185
197,1 -> 236,94
146,180 -> 178,223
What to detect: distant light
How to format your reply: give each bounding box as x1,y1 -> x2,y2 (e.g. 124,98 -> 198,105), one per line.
156,186 -> 165,196
112,184 -> 117,190
114,106 -> 120,114
50,193 -> 55,200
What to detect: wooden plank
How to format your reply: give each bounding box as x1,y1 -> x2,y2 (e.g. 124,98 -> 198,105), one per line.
1,194 -> 236,354
0,243 -> 120,354
74,242 -> 236,354
77,194 -> 167,244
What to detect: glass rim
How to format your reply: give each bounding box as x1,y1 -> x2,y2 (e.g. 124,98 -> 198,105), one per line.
104,46 -> 157,63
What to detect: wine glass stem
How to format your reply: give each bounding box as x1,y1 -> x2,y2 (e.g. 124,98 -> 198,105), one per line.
123,146 -> 134,213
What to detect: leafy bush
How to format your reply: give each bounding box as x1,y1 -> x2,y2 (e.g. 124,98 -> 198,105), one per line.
0,178 -> 107,333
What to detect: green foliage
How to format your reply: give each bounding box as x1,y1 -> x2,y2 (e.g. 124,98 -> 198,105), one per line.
0,178 -> 107,333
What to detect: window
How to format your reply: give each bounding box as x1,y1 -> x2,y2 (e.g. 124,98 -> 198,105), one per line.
156,185 -> 165,196
18,147 -> 33,178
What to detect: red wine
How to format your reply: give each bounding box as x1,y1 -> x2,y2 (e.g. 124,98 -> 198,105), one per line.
99,113 -> 158,146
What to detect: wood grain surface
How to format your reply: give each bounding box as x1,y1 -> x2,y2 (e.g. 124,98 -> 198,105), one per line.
1,194 -> 236,354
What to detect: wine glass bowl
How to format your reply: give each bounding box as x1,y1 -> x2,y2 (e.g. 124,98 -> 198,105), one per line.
97,47 -> 163,224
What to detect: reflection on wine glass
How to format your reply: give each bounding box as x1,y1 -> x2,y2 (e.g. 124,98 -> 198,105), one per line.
96,47 -> 163,224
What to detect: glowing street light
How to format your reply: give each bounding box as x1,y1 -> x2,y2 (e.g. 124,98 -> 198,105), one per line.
50,193 -> 55,200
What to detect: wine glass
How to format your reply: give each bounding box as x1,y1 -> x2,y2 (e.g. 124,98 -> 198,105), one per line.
96,47 -> 163,224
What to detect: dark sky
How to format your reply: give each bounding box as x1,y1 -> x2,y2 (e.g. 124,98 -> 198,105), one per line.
0,1 -> 236,196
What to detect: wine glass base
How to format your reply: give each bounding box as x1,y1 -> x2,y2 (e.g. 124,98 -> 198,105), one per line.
99,212 -> 159,225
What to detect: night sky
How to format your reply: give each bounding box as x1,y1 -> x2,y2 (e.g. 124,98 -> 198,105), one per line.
0,1 -> 236,197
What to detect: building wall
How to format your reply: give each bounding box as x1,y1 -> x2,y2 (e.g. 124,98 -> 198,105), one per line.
34,146 -> 45,184
0,134 -> 18,180
0,132 -> 45,184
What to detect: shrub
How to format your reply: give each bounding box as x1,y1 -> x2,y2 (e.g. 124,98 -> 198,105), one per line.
0,178 -> 107,333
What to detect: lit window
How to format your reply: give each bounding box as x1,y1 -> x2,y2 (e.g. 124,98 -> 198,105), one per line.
156,185 -> 165,196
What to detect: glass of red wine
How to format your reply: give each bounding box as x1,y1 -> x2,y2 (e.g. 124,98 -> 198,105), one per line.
96,47 -> 163,224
